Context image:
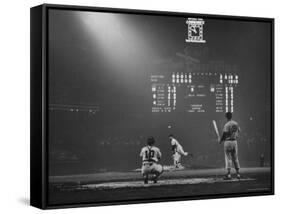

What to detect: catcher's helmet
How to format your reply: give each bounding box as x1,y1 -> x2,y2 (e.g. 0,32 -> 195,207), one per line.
147,137 -> 155,146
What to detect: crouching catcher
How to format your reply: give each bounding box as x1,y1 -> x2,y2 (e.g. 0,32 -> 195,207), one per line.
139,137 -> 163,184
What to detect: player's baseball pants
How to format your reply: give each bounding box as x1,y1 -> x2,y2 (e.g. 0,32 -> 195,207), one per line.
141,162 -> 163,176
173,152 -> 181,164
224,140 -> 240,170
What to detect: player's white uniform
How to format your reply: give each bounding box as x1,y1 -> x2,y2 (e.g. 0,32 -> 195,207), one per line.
223,120 -> 240,170
140,146 -> 163,176
171,138 -> 187,155
171,138 -> 187,167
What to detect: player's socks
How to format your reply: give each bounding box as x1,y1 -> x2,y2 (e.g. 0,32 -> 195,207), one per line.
235,169 -> 240,179
144,175 -> 148,184
153,173 -> 159,184
153,175 -> 157,183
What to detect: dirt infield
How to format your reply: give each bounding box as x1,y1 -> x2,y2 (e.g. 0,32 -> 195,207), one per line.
82,177 -> 256,190
48,167 -> 272,206
49,167 -> 271,184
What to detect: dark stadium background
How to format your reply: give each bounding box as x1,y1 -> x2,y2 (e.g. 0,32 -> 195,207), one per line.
48,9 -> 272,175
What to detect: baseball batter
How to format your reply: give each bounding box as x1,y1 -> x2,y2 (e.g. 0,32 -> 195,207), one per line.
139,137 -> 163,184
169,134 -> 191,168
219,112 -> 241,179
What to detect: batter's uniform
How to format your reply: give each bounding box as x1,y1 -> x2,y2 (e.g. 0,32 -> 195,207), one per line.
223,120 -> 240,170
140,146 -> 163,176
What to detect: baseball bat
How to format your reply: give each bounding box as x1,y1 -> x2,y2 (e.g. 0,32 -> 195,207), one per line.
212,120 -> 220,140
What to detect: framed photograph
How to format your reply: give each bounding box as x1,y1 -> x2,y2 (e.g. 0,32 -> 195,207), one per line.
30,4 -> 274,209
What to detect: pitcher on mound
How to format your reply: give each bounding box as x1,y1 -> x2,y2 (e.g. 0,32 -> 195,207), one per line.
169,134 -> 192,168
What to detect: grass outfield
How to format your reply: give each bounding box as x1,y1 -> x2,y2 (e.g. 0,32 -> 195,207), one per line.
48,167 -> 272,206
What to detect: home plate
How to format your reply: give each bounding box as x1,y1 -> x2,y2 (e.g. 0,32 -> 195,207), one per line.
81,177 -> 255,190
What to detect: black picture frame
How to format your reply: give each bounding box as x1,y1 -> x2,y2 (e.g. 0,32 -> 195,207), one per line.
30,4 -> 274,209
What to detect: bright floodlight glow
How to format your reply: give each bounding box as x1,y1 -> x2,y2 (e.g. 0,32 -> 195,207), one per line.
77,11 -> 155,74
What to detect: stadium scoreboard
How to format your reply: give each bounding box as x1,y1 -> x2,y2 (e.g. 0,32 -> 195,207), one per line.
151,72 -> 239,113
